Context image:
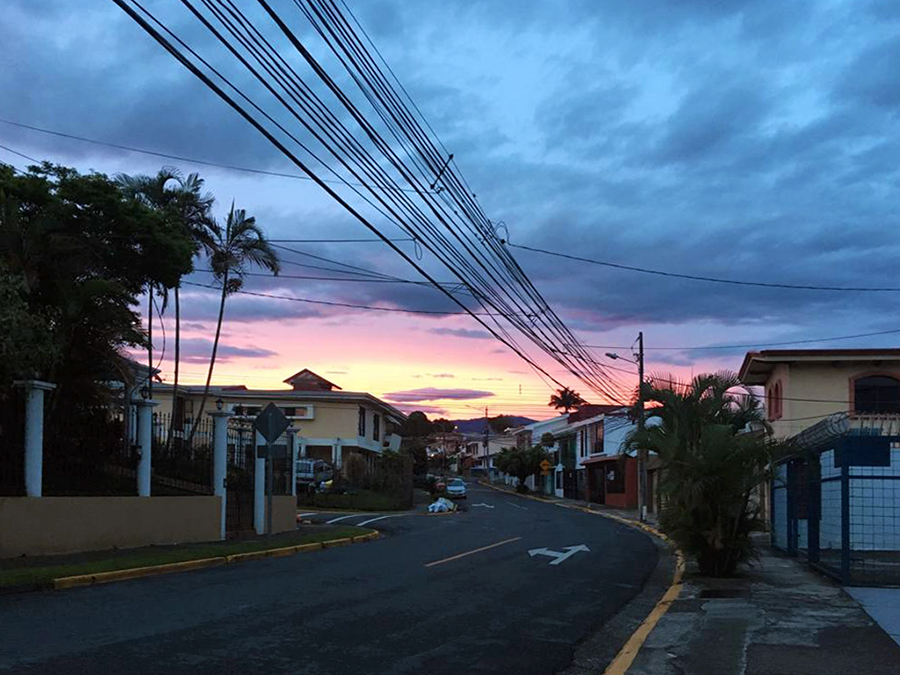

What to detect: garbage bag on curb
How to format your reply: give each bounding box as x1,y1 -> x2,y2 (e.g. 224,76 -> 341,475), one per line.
427,497 -> 457,513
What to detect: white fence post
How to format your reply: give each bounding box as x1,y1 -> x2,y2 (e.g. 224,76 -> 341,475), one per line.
134,398 -> 158,497
13,380 -> 56,497
254,431 -> 266,535
211,411 -> 233,540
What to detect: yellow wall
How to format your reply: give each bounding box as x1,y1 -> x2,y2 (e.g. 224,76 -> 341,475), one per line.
0,496 -> 221,558
768,362 -> 900,438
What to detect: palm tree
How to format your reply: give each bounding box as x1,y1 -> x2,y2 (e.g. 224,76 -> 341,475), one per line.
626,371 -> 782,576
117,168 -> 216,447
186,203 -> 280,445
549,387 -> 585,413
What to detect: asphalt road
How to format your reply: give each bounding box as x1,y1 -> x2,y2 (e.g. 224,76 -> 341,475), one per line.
0,484 -> 660,675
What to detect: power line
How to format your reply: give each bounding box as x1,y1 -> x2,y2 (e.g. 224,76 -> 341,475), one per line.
268,237 -> 413,243
577,327 -> 900,352
509,242 -> 900,293
0,142 -> 39,163
0,117 -> 434,194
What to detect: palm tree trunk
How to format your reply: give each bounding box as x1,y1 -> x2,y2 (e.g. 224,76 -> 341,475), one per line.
187,273 -> 227,447
165,286 -> 180,453
147,286 -> 153,398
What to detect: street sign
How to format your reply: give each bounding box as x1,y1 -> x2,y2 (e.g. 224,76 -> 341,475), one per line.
528,544 -> 590,566
253,402 -> 290,444
540,459 -> 551,471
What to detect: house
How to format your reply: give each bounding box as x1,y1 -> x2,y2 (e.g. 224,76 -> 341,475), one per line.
151,368 -> 405,471
739,348 -> 900,585
513,405 -> 644,504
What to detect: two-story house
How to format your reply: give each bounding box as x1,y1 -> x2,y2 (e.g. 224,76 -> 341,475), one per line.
150,368 -> 405,471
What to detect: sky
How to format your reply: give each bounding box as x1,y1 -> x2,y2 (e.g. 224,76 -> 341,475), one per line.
3,0 -> 900,419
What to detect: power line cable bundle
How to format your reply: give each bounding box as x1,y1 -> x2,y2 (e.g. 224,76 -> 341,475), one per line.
112,0 -> 632,404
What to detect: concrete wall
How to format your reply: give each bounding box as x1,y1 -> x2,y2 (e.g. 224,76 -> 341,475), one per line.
0,496 -> 221,558
272,495 -> 296,534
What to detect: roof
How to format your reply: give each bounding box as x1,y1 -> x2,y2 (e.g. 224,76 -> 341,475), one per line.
151,383 -> 405,420
567,404 -> 626,423
739,349 -> 900,385
282,368 -> 342,391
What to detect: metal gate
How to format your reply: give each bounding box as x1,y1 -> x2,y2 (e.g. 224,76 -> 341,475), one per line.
226,422 -> 256,535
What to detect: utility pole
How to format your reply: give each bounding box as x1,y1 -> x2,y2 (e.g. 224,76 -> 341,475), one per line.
636,331 -> 647,523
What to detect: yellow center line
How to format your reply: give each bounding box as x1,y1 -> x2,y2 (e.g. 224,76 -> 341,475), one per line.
424,537 -> 522,568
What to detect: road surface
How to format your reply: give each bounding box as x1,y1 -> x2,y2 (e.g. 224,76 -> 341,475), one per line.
0,484 -> 660,674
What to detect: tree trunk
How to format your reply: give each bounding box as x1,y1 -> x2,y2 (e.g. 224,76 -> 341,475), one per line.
187,274 -> 227,447
147,286 -> 153,398
165,286 -> 180,453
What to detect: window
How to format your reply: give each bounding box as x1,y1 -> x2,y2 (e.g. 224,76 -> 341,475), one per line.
358,406 -> 366,436
854,375 -> 900,414
373,413 -> 380,441
282,407 -> 296,417
592,423 -> 604,454
579,428 -> 588,458
767,380 -> 783,421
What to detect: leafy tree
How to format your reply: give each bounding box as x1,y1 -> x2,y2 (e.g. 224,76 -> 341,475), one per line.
431,417 -> 456,433
495,444 -> 550,493
0,163 -> 194,408
188,203 -> 280,444
398,411 -> 432,475
626,371 -> 784,577
488,415 -> 517,434
116,168 -> 216,448
549,387 -> 585,413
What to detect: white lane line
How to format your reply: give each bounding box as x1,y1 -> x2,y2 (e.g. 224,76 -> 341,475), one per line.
325,513 -> 366,524
297,512 -> 317,517
355,514 -> 405,527
505,500 -> 527,510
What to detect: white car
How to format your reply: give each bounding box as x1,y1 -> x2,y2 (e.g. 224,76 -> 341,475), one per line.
446,478 -> 467,499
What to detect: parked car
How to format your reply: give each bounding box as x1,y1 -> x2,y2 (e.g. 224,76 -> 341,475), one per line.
446,478 -> 467,499
296,459 -> 333,492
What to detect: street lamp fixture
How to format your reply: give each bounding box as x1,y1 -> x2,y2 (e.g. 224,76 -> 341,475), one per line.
215,397 -> 224,411
139,385 -> 149,400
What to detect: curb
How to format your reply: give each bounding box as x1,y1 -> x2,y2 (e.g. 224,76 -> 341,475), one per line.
481,482 -> 685,675
50,531 -> 380,591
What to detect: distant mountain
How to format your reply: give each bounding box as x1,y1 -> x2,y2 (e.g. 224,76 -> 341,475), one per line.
451,415 -> 535,435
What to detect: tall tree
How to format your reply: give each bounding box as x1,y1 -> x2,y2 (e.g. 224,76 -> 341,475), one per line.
549,387 -> 585,413
116,168 -> 216,447
0,163 -> 193,406
626,371 -> 782,576
187,204 -> 279,444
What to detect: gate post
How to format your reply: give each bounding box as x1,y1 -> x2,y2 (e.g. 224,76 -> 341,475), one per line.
13,380 -> 56,497
254,431 -> 266,535
287,428 -> 297,497
211,410 -> 233,540
134,397 -> 158,497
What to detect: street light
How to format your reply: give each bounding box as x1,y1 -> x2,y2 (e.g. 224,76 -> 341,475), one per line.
215,397 -> 224,411
140,385 -> 150,400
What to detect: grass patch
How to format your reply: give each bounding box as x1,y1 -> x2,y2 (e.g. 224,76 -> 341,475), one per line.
300,488 -> 410,512
0,525 -> 368,590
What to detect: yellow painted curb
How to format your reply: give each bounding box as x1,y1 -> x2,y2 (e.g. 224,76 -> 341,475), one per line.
53,556 -> 227,589
481,482 -> 686,675
52,529 -> 380,591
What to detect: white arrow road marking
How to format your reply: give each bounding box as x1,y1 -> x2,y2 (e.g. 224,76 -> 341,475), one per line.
326,513 -> 366,524
471,503 -> 495,509
528,544 -> 590,566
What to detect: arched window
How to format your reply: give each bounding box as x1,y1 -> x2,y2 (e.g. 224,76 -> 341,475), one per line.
854,376 -> 900,414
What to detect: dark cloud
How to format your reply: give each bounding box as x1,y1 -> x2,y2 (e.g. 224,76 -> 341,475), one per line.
171,337 -> 278,364
383,388 -> 494,403
428,327 -> 492,340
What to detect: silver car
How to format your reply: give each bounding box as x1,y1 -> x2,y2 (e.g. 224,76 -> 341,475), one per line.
446,478 -> 467,499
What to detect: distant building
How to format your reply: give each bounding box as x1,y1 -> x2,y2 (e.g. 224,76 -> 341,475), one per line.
151,368 -> 405,470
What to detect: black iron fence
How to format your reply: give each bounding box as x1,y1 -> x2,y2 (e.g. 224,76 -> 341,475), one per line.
772,417 -> 900,586
151,413 -> 213,494
0,390 -> 26,495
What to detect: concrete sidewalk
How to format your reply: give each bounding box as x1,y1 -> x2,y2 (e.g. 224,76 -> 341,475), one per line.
627,545 -> 900,674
